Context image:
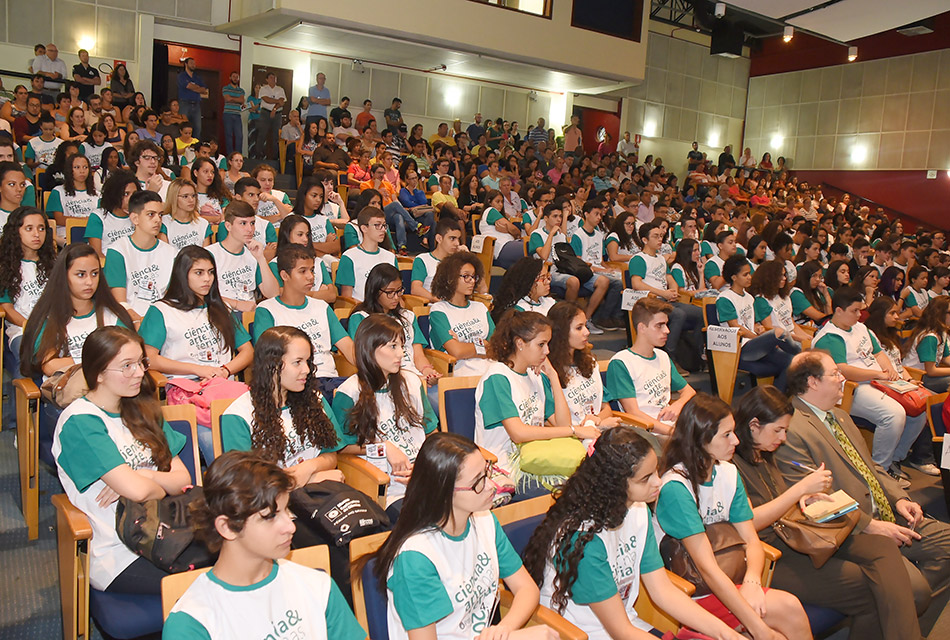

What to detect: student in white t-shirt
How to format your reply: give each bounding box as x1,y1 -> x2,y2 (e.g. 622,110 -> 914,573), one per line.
250,163 -> 292,226
128,139 -> 171,202
159,177 -> 212,250
206,200 -> 280,312
0,161 -> 28,228
605,211 -> 642,263
216,177 -> 277,259
85,169 -> 139,258
104,190 -> 178,321
24,114 -> 61,170
53,326 -> 191,595
475,311 -> 595,493
163,451 -> 365,639
523,427 -> 743,640
220,326 -> 347,485
191,155 -> 229,225
410,216 -> 464,303
268,215 -> 336,304
335,314 -> 438,520
704,228 -> 738,290
481,189 -> 525,269
491,257 -> 556,318
360,431 -> 555,640
337,206 -> 398,301
45,154 -> 98,243
81,125 -> 111,170
292,176 -> 341,258
606,297 -> 696,436
749,260 -> 812,348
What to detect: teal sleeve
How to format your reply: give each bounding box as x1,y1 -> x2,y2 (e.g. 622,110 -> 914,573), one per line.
252,306 -> 275,344
605,358 -> 636,402
216,224 -> 227,242
204,223 -> 213,239
327,305 -> 348,345
528,232 -> 544,255
160,222 -> 168,236
103,249 -> 127,287
269,261 -> 283,286
629,255 -> 647,279
640,511 -> 665,573
45,188 -> 62,213
479,374 -> 520,429
0,289 -> 10,303
905,293 -> 919,308
387,550 -> 454,631
656,481 -> 705,539
265,222 -> 277,243
347,312 -> 365,340
670,361 -> 687,392
254,264 -> 262,287
324,578 -> 367,640
56,414 -> 127,493
23,183 -> 36,207
869,331 -> 882,354
814,334 -> 848,364
485,207 -> 503,225
342,225 -> 359,251
428,310 -> 452,349
916,335 -> 939,363
319,261 -> 331,286
325,219 -> 336,240
700,241 -> 714,257
84,212 -> 103,239
671,267 -> 686,288
162,612 -> 212,640
233,315 -> 251,347
410,256 -> 427,283
569,234 -> 583,256
493,513 -> 524,578
541,372 -> 555,421
162,420 -> 186,458
703,260 -> 720,281
421,380 -> 438,434
790,289 -> 812,316
138,306 -> 167,349
24,145 -> 35,160
486,309 -> 495,338
220,414 -> 253,453
567,535 -> 618,604
753,297 -> 772,321
715,297 -> 738,323
282,192 -> 292,205
411,316 -> 426,346
332,388 -> 359,446
729,474 -> 754,523
336,255 -> 355,287
321,394 -> 347,453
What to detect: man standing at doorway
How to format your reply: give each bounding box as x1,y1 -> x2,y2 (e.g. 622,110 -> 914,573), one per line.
257,72 -> 286,161
177,57 -> 209,139
222,71 -> 245,154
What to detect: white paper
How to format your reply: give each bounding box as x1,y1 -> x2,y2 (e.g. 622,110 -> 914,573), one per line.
941,437 -> 950,470
470,234 -> 486,254
621,288 -> 650,310
707,324 -> 740,352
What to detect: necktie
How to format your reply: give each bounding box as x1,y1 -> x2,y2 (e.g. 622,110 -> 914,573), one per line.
825,411 -> 895,523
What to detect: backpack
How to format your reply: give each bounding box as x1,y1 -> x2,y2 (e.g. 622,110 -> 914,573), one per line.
288,481 -> 391,547
553,242 -> 594,282
115,486 -> 215,574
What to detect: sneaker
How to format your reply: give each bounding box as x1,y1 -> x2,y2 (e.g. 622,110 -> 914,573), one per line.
398,246 -> 410,257
417,224 -> 430,238
887,462 -> 911,480
586,320 -> 604,335
905,461 -> 941,477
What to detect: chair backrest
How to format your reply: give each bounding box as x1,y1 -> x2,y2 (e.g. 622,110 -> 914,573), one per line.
927,391 -> 948,438
597,360 -> 621,411
495,494 -> 555,557
209,397 -> 237,460
438,375 -> 482,440
161,404 -> 201,486
349,530 -> 390,638
703,299 -> 719,328
416,306 -> 431,344
66,217 -> 88,244
161,545 -> 330,619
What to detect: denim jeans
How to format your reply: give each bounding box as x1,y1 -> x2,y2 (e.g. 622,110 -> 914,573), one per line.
179,100 -> 202,139
665,301 -> 704,359
738,331 -> 796,391
222,113 -> 242,155
384,201 -> 418,249
256,112 -> 281,160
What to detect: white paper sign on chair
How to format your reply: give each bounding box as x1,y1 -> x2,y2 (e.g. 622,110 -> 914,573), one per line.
470,235 -> 486,254
621,289 -> 650,311
707,325 -> 740,352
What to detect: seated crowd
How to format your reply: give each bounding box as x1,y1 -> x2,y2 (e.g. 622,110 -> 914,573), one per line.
2,102 -> 950,640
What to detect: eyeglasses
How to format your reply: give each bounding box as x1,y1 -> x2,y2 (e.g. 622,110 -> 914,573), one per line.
105,358 -> 149,377
459,273 -> 481,283
380,287 -> 403,297
822,369 -> 844,380
140,154 -> 159,161
454,462 -> 493,494
368,222 -> 387,230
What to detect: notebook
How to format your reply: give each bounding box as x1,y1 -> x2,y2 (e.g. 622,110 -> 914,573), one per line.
802,490 -> 859,523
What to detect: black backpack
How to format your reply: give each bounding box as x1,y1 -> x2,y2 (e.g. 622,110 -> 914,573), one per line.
288,481 -> 391,547
553,242 -> 594,282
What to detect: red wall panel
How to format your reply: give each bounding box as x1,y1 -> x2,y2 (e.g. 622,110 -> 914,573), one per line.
578,108 -> 620,155
165,44 -> 241,149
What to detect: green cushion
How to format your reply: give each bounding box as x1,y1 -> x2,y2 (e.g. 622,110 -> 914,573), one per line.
518,438 -> 587,477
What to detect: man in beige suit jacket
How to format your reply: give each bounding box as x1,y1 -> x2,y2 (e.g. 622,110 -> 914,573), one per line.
775,350 -> 950,621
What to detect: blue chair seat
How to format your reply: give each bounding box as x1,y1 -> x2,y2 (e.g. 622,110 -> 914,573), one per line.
502,514 -> 546,557
362,557 -> 390,640
418,315 -> 430,344
443,387 -> 477,440
166,418 -> 198,484
89,590 -> 163,639
802,603 -> 846,636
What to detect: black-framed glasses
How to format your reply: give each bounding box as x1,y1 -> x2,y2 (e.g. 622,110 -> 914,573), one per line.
459,273 -> 481,283
380,287 -> 403,298
454,462 -> 493,494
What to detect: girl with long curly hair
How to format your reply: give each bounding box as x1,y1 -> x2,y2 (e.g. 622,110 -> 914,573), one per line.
159,178 -> 211,250
605,210 -> 642,263
474,311 -> 595,494
334,314 -> 437,519
52,326 -> 191,595
523,427 -> 742,640
0,207 -> 55,375
220,325 -> 344,487
491,257 -> 555,321
749,259 -> 811,347
656,393 -> 812,639
46,154 -> 97,243
428,251 -> 494,376
547,301 -> 620,429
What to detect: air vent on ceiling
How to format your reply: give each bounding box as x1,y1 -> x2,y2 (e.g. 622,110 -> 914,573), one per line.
897,20 -> 933,36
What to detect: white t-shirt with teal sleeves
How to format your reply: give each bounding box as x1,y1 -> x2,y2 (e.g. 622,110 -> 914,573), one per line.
196,193 -> 224,221
84,209 -> 134,254
605,232 -> 640,260
513,296 -> 556,315
336,245 -> 398,302
35,306 -> 123,368
528,226 -> 566,272
386,511 -> 522,640
703,255 -> 725,286
215,215 -> 277,246
789,287 -> 819,322
813,320 -> 883,377
605,349 -> 686,419
332,370 -> 437,505
163,559 -> 365,640
348,308 -> 427,376
219,390 -> 344,467
902,332 -> 950,369
52,396 -> 185,590
904,287 -> 930,311
46,186 -> 98,238
570,226 -> 605,265
206,242 -> 263,303
162,216 -> 212,251
754,295 -> 796,337
81,140 -> 109,169
253,297 -> 347,377
255,188 -> 292,220
629,251 -> 669,290
670,263 -> 699,291
268,257 -> 332,290
139,302 -> 250,380
303,212 -> 337,244
24,135 -> 62,168
104,236 -> 178,316
561,365 -> 605,427
716,288 -> 766,346
655,462 -> 753,550
474,361 -> 555,475
410,252 -> 441,292
539,503 -> 664,638
0,259 -> 45,341
480,206 -> 517,259
428,300 -> 494,377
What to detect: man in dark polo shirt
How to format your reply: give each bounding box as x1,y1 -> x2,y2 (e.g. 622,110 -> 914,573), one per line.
313,132 -> 351,172
71,49 -> 101,103
13,95 -> 43,145
27,75 -> 54,112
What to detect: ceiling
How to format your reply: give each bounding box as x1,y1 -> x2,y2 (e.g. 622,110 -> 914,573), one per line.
219,14 -> 637,95
722,0 -> 948,43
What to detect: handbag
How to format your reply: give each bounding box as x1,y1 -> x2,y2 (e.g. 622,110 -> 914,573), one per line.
40,363 -> 89,409
288,480 -> 390,547
553,242 -> 594,282
165,377 -> 249,427
870,380 -> 932,417
518,437 -> 587,477
660,521 -> 747,598
115,486 -> 215,574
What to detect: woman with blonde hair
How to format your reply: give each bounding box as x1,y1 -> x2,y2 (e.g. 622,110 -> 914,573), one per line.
160,178 -> 212,250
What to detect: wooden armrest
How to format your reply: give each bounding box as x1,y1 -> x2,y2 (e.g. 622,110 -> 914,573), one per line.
471,292 -> 494,308
604,261 -> 628,271
612,410 -> 653,431
52,494 -> 92,540
906,366 -> 925,381
334,295 -> 360,311
337,453 -> 390,508
761,541 -> 782,562
498,589 -> 586,640
424,348 -> 457,376
666,569 -> 696,596
13,377 -> 40,398
401,294 -> 428,312
149,370 -> 168,388
478,446 -> 498,464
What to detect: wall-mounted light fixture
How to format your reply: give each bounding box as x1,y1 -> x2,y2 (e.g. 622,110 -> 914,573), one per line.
783,26 -> 794,43
848,46 -> 858,62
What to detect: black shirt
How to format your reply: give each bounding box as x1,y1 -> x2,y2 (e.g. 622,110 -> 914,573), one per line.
328,106 -> 351,128
687,149 -> 704,170
717,152 -> 735,174
71,63 -> 100,101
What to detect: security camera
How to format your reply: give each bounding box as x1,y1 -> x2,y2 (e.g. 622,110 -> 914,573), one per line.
715,2 -> 726,18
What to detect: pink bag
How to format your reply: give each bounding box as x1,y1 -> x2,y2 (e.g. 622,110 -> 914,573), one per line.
165,377 -> 249,426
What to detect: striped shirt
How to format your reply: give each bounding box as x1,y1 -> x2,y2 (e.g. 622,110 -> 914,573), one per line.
222,83 -> 245,115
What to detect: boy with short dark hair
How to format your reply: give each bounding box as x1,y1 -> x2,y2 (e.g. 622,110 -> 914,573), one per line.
23,113 -> 61,170
206,200 -> 280,312
410,217 -> 463,302
217,177 -> 277,253
337,207 -> 397,301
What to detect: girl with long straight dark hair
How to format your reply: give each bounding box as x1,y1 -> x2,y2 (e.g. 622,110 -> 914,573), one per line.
334,314 -> 437,519
790,260 -> 831,324
267,214 -> 335,303
360,431 -> 550,640
52,326 -> 190,595
656,393 -> 812,640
